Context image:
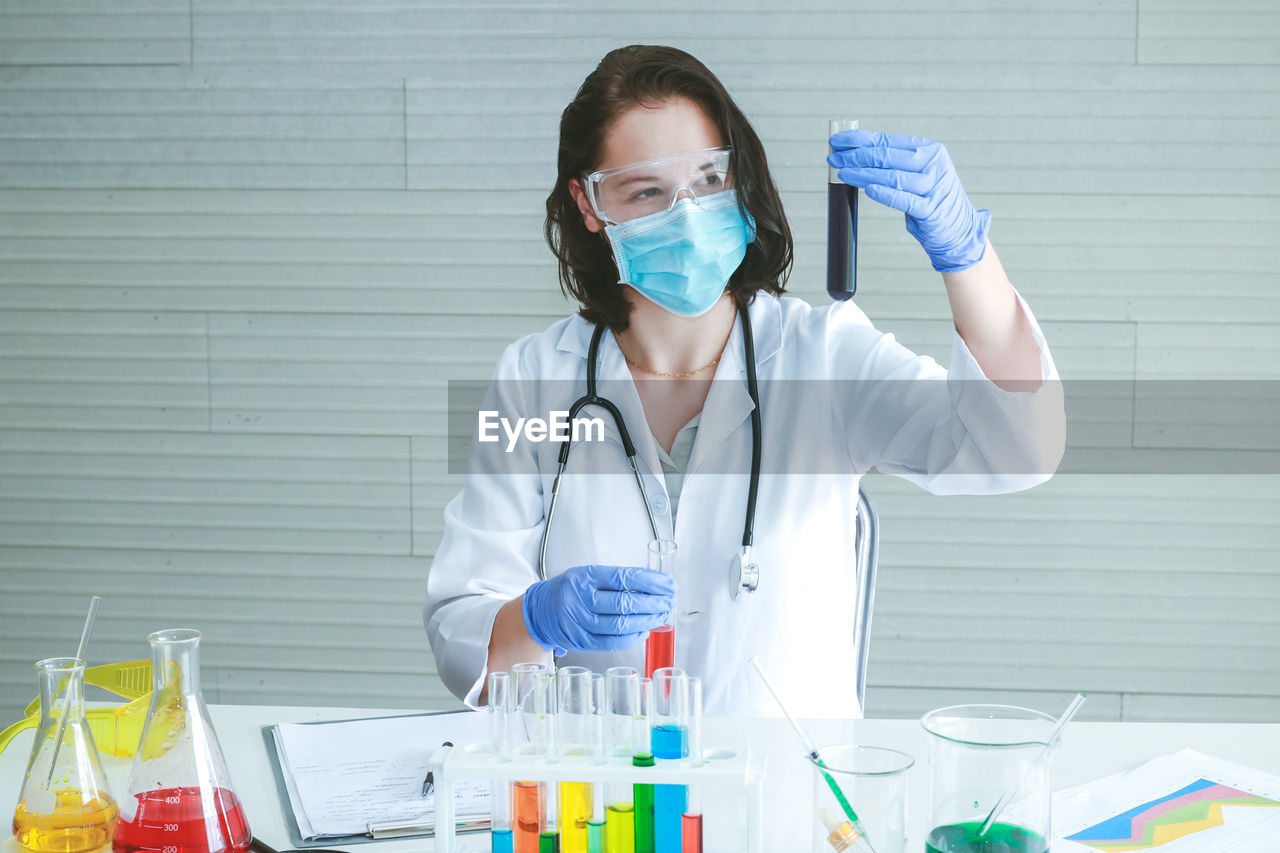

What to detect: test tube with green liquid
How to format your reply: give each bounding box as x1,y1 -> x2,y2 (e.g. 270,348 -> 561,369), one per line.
632,678 -> 655,853
587,673 -> 606,853
541,774 -> 560,853
632,752 -> 655,853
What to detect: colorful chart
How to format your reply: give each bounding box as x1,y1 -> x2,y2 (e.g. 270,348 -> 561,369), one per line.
1064,777 -> 1280,851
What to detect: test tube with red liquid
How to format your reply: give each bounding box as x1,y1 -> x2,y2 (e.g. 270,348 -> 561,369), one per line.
643,539 -> 677,679
680,676 -> 704,853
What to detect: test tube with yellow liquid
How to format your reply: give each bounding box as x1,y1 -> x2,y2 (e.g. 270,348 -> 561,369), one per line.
557,667 -> 597,853
604,667 -> 643,853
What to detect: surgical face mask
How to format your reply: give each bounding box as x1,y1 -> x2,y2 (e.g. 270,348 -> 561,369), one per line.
604,189 -> 756,318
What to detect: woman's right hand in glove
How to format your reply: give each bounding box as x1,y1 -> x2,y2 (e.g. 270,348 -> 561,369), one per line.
522,564 -> 676,655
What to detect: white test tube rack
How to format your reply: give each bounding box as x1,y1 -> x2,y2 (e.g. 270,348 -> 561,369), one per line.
430,741 -> 766,853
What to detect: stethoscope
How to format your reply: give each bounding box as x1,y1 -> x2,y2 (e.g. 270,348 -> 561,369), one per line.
537,302 -> 763,600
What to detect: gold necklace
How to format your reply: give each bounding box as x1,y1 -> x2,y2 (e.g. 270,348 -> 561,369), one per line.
624,353 -> 720,378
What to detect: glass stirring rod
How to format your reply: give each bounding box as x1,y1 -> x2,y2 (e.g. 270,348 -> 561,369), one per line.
45,594 -> 102,785
749,656 -> 877,853
977,692 -> 1087,838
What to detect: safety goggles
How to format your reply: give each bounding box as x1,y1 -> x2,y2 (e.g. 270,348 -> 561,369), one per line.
583,147 -> 733,225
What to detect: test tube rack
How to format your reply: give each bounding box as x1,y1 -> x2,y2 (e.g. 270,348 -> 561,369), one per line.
430,741 -> 766,853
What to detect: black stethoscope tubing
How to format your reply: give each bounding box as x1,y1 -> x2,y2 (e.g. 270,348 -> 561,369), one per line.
537,301 -> 762,581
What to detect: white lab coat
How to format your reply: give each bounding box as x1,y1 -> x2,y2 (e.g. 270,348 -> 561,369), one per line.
424,291 -> 1064,718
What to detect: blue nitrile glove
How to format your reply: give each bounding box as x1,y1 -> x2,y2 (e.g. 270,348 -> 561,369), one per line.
827,129 -> 991,273
522,564 -> 676,655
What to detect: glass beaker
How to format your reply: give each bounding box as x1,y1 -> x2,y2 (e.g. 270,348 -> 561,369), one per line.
113,629 -> 251,853
13,657 -> 119,853
809,745 -> 913,853
921,704 -> 1057,853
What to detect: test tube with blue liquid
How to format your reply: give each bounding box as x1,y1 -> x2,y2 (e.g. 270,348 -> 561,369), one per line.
489,671 -> 514,853
828,119 -> 859,301
650,668 -> 688,853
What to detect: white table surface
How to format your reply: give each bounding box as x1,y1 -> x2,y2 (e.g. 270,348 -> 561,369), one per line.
3,705 -> 1278,852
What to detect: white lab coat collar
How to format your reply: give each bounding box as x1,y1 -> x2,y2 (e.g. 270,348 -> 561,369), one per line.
554,295 -> 782,480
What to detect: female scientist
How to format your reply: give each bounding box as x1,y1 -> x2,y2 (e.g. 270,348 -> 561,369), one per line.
424,45 -> 1065,717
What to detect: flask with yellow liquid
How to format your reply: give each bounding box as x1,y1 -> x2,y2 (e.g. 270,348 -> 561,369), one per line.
13,656 -> 119,853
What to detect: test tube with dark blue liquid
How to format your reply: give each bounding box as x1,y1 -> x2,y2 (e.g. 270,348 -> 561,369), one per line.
828,119 -> 859,301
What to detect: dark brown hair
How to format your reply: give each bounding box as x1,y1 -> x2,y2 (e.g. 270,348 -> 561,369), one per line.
544,45 -> 794,331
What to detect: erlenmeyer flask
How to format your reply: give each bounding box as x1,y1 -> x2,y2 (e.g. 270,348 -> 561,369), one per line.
113,629 -> 250,853
13,657 -> 119,853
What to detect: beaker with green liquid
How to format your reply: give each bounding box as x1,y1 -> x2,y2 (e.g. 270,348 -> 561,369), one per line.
921,705 -> 1057,853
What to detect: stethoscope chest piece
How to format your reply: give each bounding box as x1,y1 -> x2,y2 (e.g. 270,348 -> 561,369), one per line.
729,546 -> 759,600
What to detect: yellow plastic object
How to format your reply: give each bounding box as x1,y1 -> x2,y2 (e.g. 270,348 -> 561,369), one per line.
0,660 -> 152,758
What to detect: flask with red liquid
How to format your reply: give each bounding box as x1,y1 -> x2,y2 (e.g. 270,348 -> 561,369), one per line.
113,629 -> 250,853
643,540 -> 677,679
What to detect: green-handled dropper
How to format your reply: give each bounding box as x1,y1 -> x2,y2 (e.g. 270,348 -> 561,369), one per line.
750,656 -> 878,853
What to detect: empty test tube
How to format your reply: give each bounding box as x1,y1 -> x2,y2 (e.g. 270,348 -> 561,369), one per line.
605,667 -> 640,759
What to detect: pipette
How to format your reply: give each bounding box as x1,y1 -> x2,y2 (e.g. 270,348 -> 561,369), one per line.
749,656 -> 877,853
976,692 -> 1087,838
45,594 -> 102,785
